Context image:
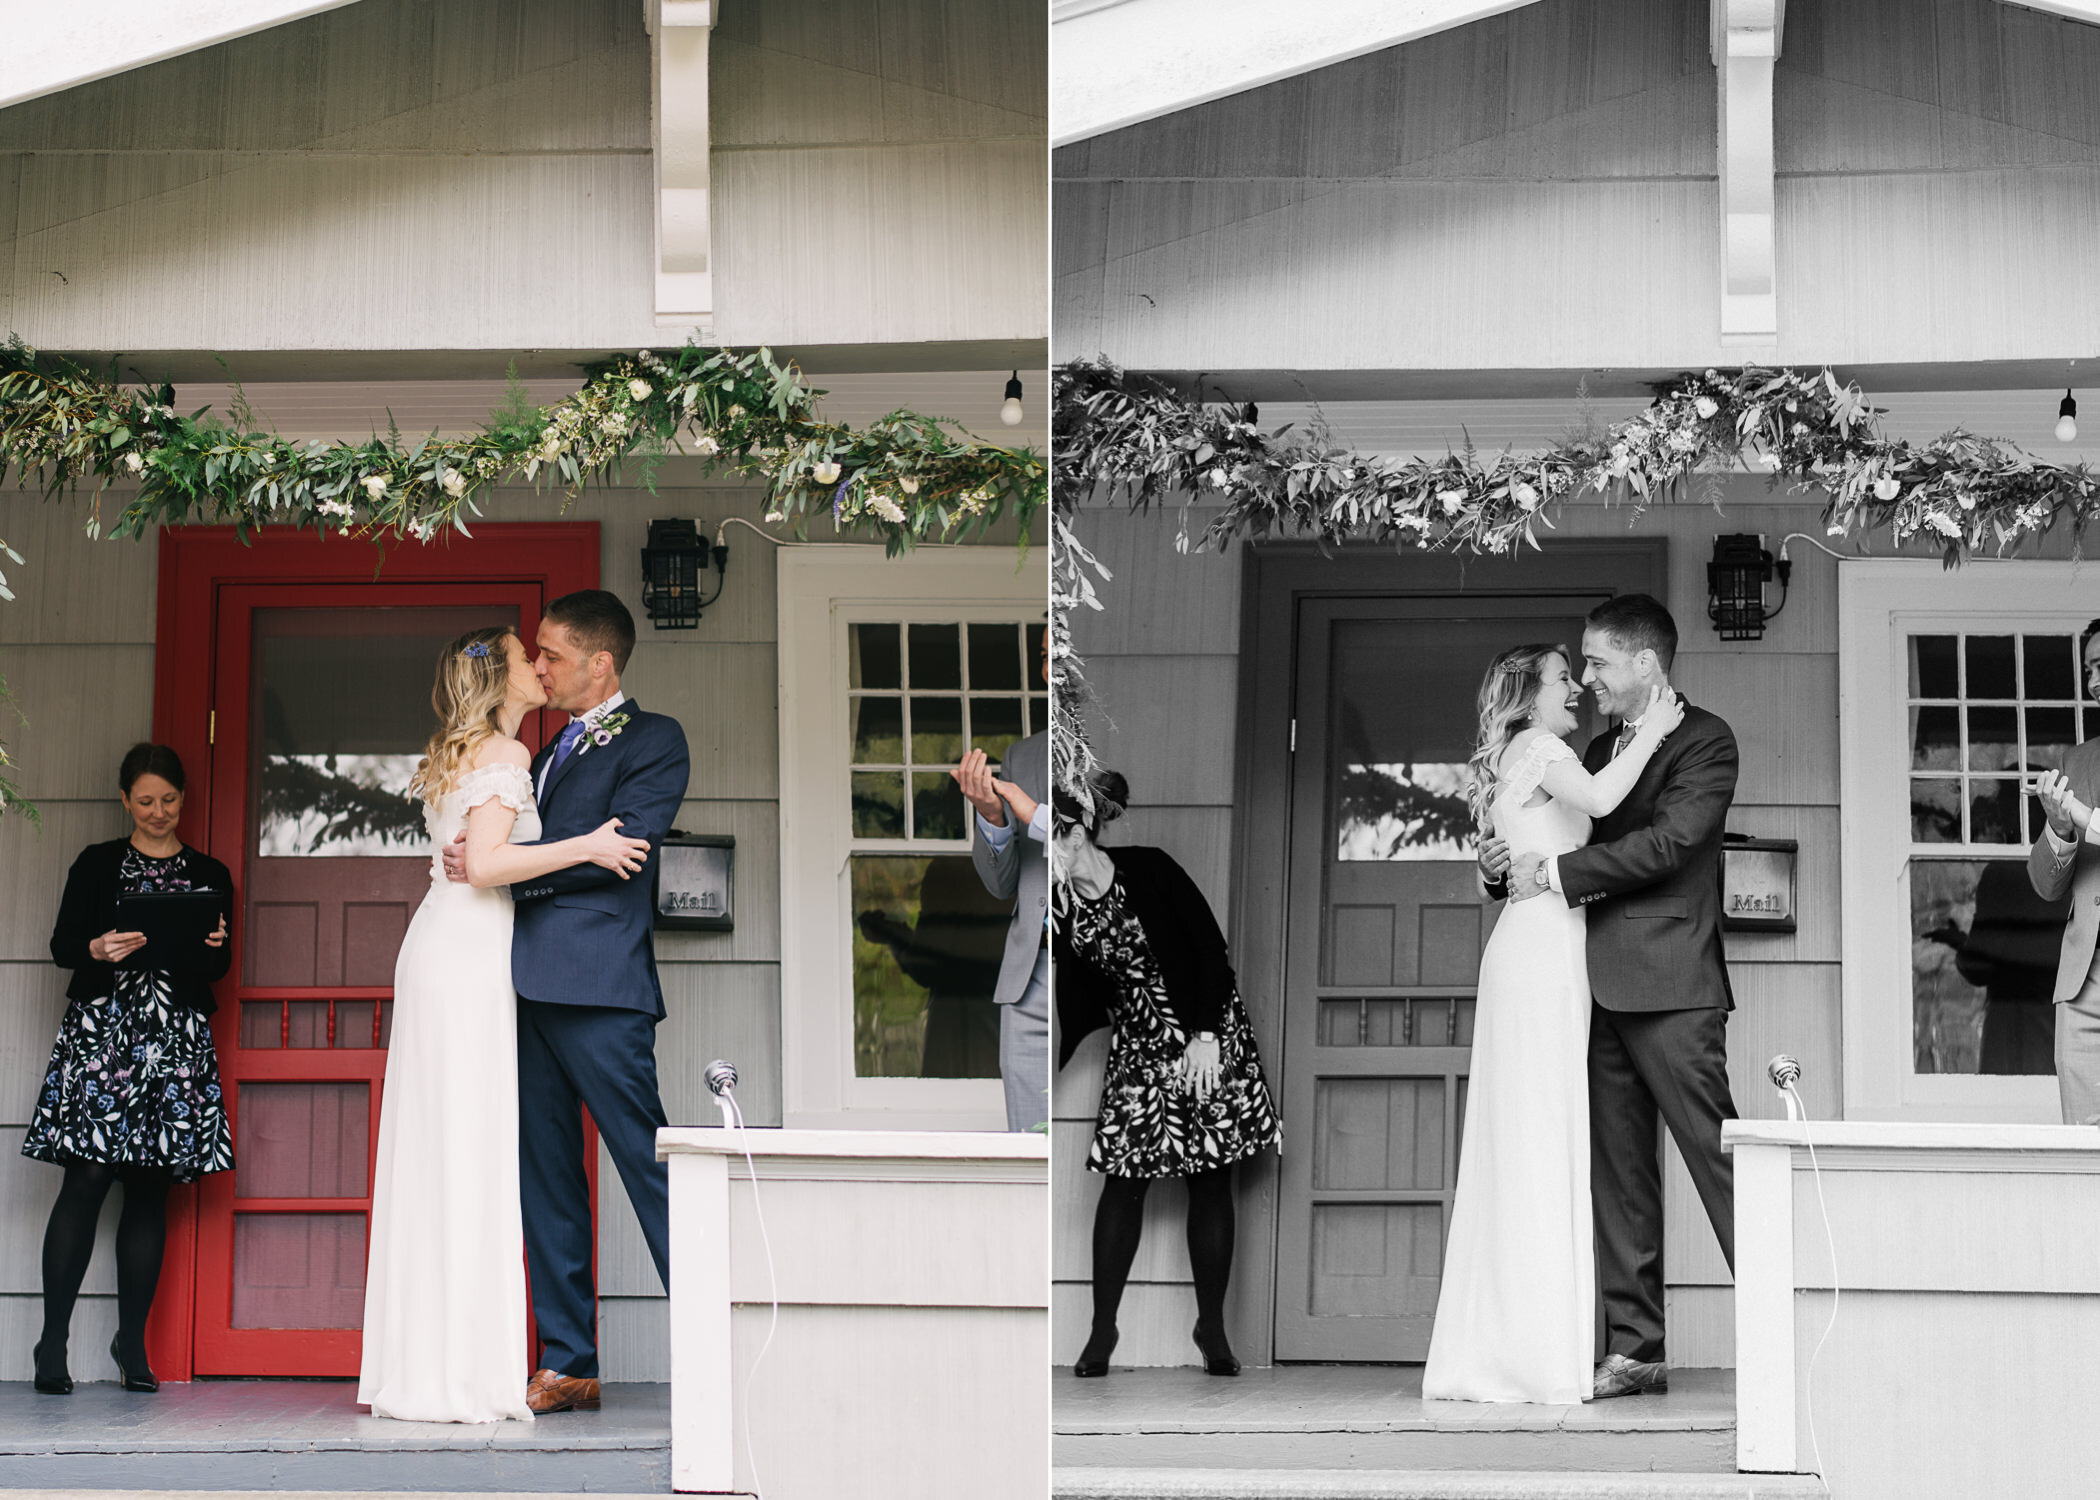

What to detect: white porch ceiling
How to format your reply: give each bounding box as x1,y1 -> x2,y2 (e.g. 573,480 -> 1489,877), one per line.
0,0 -> 367,110
1258,389 -> 2100,467
158,371 -> 1048,449
1051,0 -> 1544,147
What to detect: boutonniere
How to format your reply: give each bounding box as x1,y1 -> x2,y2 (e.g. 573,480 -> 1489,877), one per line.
573,711 -> 633,758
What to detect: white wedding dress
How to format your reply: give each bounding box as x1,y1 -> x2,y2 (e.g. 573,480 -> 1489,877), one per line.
1421,734 -> 1596,1404
358,762 -> 535,1423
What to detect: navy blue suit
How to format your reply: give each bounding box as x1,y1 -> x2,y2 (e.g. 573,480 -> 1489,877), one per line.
512,697 -> 690,1378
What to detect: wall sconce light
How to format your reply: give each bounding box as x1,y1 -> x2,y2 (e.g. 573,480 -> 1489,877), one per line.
1000,371 -> 1024,427
1708,532 -> 1791,642
641,517 -> 726,630
2058,390 -> 2079,444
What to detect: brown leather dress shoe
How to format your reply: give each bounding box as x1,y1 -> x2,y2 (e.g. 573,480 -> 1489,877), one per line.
1591,1352 -> 1669,1399
526,1368 -> 602,1413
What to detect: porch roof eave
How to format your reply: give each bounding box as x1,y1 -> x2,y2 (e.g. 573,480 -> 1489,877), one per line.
0,0 -> 368,110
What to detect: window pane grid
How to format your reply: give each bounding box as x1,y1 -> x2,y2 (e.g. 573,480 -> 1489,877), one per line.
847,620 -> 1034,845
1909,631 -> 2078,851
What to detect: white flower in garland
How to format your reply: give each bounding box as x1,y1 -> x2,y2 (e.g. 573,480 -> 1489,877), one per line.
1438,488 -> 1467,514
407,517 -> 436,542
899,476 -> 919,495
441,469 -> 467,498
628,379 -> 652,401
122,451 -> 143,475
869,493 -> 907,524
1922,510 -> 1963,540
693,434 -> 720,456
361,475 -> 387,499
317,497 -> 355,521
1513,481 -> 1542,512
1694,395 -> 1720,420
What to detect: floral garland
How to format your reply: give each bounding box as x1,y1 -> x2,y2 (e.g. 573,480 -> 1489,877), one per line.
1050,356 -> 2100,801
0,337 -> 1043,558
0,337 -> 1045,823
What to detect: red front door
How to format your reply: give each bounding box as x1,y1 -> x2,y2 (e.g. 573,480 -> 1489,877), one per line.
152,526 -> 598,1378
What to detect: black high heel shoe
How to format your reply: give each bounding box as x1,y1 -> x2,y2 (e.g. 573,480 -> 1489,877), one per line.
1073,1326 -> 1118,1378
1192,1321 -> 1240,1377
110,1335 -> 158,1393
31,1340 -> 72,1395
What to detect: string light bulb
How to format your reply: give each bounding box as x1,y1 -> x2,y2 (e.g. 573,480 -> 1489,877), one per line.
2057,390 -> 2079,445
1000,371 -> 1024,427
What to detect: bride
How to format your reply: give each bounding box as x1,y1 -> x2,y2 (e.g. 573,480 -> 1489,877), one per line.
1420,643 -> 1679,1405
358,626 -> 650,1424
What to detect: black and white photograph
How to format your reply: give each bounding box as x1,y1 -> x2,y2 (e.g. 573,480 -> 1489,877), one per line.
1049,3 -> 2100,1498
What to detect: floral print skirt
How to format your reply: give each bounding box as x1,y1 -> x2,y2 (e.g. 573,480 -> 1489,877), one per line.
1073,875 -> 1283,1179
22,967 -> 234,1181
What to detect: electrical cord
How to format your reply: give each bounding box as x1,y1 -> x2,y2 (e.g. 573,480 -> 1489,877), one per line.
720,1089 -> 782,1499
1785,1079 -> 1840,1500
1778,532 -> 1854,565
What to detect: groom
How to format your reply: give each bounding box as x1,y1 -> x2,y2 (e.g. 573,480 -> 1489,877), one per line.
443,589 -> 690,1413
1485,593 -> 1740,1399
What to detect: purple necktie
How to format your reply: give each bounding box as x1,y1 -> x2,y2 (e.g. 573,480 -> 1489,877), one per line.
550,718 -> 587,774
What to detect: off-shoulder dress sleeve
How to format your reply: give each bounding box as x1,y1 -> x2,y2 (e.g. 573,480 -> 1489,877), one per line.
1499,733 -> 1577,806
454,762 -> 537,816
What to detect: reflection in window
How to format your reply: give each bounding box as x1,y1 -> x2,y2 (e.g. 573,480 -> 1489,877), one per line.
845,616 -> 1042,1079
251,606 -> 515,857
1336,763 -> 1474,861
1912,859 -> 2068,1076
851,855 -> 1005,1079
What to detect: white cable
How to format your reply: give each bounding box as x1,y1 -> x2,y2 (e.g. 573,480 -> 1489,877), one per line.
716,516 -> 791,548
725,1090 -> 782,1498
1777,532 -> 1853,565
1787,1080 -> 1839,1500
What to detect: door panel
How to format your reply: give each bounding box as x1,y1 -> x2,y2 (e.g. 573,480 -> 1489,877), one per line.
1273,594 -> 1604,1361
195,585 -> 539,1376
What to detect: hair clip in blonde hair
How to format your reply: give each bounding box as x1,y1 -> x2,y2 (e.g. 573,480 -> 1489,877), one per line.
462,640 -> 492,659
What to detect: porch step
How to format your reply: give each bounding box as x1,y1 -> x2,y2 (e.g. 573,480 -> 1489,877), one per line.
1055,1366 -> 1740,1474
0,1380 -> 670,1493
1053,1470 -> 1825,1500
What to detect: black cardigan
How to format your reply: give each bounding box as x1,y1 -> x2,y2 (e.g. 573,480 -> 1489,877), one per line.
50,839 -> 235,1014
1053,845 -> 1232,1069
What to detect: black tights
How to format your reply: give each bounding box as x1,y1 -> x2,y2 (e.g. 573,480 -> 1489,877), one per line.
1081,1166 -> 1236,1363
38,1163 -> 173,1372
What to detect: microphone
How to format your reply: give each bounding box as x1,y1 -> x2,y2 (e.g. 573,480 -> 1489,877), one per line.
706,1059 -> 740,1129
1768,1054 -> 1803,1121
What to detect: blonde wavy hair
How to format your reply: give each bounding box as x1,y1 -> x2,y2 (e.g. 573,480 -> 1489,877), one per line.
1465,642 -> 1569,835
409,626 -> 519,804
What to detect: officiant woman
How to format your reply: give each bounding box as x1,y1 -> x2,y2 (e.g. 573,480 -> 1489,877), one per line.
22,742 -> 234,1396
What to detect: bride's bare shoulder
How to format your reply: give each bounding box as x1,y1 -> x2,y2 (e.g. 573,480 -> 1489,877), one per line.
470,736 -> 531,771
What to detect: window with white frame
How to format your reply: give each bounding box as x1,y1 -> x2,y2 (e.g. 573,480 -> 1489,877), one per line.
846,620 -> 1047,1078
779,548 -> 1046,1130
1840,562 -> 2096,1121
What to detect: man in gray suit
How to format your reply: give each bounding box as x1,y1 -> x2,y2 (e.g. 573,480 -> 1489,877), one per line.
953,629 -> 1050,1131
2026,619 -> 2100,1124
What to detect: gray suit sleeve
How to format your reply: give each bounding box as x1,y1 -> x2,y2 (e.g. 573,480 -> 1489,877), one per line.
971,735 -> 1037,901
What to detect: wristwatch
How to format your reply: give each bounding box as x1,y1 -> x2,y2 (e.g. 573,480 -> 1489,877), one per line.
1533,861 -> 1551,889
1192,1031 -> 1217,1044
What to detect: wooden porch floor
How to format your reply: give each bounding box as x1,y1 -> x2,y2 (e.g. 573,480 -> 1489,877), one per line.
1056,1365 -> 1745,1473
0,1379 -> 669,1493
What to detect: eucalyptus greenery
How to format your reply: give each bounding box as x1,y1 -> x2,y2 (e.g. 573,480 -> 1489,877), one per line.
0,337 -> 1043,556
1051,356 -> 2100,803
0,337 -> 1046,824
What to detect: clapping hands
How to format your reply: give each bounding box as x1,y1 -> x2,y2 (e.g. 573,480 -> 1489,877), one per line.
2033,769 -> 2094,842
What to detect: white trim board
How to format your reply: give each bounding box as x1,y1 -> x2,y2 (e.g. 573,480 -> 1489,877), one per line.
776,545 -> 1044,1131
1837,559 -> 2098,1123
